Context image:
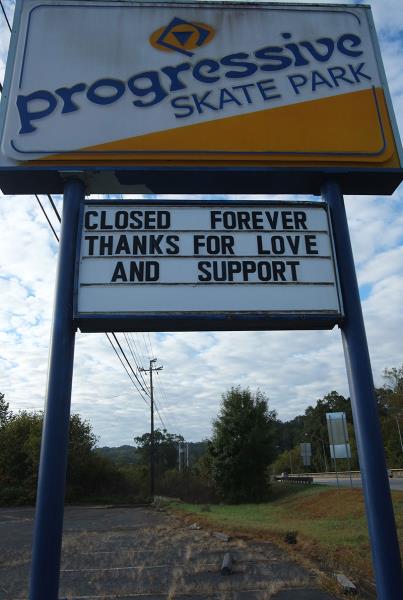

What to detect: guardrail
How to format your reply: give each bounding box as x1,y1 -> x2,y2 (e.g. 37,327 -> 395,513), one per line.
274,476 -> 313,485
303,470 -> 403,479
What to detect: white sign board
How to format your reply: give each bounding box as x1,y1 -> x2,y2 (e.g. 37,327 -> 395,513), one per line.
300,442 -> 312,466
0,0 -> 401,177
330,443 -> 351,460
326,411 -> 349,444
75,201 -> 342,332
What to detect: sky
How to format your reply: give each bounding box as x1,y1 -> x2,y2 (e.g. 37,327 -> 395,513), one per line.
0,0 -> 402,447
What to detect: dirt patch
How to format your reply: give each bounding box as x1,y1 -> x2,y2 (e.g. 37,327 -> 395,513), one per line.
284,489 -> 365,520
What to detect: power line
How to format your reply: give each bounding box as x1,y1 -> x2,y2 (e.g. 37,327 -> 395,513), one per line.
130,333 -> 149,365
152,374 -> 172,431
34,195 -> 59,241
105,333 -> 150,407
125,332 -> 169,430
154,370 -> 180,433
147,332 -> 154,358
124,332 -> 150,395
46,194 -> 61,222
111,333 -> 150,402
0,0 -> 11,31
153,395 -> 168,431
139,332 -> 151,360
142,331 -> 153,357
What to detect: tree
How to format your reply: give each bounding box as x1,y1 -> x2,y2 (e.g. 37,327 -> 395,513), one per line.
0,393 -> 12,427
377,366 -> 403,467
0,411 -> 43,503
303,391 -> 358,471
208,387 -> 277,503
270,445 -> 304,476
134,429 -> 184,475
0,411 -> 122,504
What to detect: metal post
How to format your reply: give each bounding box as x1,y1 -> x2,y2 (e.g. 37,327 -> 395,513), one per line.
29,178 -> 85,600
139,359 -> 162,498
323,180 -> 403,599
149,359 -> 155,498
343,414 -> 354,489
320,438 -> 328,473
327,416 -> 340,490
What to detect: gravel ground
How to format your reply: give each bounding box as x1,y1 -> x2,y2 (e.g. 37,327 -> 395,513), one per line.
0,505 -> 339,600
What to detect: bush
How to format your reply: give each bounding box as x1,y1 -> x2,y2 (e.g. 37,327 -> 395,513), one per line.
0,411 -> 148,505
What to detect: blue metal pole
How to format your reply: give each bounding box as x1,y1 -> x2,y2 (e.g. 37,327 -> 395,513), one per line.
29,178 -> 85,600
322,180 -> 403,598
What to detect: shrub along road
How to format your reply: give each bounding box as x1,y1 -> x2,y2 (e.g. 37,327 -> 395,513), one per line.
0,503 -> 339,599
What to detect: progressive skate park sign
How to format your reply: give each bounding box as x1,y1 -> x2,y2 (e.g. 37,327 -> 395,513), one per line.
0,0 -> 402,195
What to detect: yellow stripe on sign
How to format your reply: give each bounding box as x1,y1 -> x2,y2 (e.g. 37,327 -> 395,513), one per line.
34,88 -> 399,167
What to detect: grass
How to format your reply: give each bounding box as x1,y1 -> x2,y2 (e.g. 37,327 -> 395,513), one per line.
169,483 -> 403,595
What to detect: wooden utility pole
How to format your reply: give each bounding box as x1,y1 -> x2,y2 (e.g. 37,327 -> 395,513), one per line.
139,358 -> 163,497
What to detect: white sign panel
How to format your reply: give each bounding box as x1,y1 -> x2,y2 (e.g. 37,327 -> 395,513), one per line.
326,411 -> 350,444
0,0 -> 401,174
330,444 -> 351,460
75,201 -> 342,331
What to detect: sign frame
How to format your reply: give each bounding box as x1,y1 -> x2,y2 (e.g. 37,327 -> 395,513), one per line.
0,0 -> 402,195
73,198 -> 343,332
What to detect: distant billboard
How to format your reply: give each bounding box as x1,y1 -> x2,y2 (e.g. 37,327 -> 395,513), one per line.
0,1 -> 402,194
326,412 -> 351,459
300,442 -> 311,466
74,200 -> 342,332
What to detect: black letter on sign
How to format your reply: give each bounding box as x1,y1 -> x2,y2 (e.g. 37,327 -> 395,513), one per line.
111,261 -> 127,282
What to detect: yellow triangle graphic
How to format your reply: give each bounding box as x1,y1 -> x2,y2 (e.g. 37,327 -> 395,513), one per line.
37,88 -> 398,167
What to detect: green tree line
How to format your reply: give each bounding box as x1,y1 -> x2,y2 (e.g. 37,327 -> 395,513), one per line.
270,366 -> 403,474
0,364 -> 402,505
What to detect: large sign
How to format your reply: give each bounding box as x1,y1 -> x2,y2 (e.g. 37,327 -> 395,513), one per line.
0,1 -> 402,194
75,200 -> 342,331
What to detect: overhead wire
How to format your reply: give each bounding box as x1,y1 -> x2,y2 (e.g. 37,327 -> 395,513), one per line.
0,0 -> 11,31
125,332 -> 171,430
147,331 -> 155,359
132,332 -> 172,430
153,399 -> 168,431
46,194 -> 61,222
111,333 -> 150,402
105,334 -> 150,407
137,332 -> 150,361
34,196 -> 60,241
129,332 -> 147,366
143,332 -> 174,430
142,331 -> 153,357
154,369 -> 181,434
123,332 -> 150,395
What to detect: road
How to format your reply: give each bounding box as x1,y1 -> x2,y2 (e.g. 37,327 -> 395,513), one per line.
313,476 -> 403,491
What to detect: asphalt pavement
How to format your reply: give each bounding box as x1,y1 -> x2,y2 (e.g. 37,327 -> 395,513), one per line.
0,505 -> 341,600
